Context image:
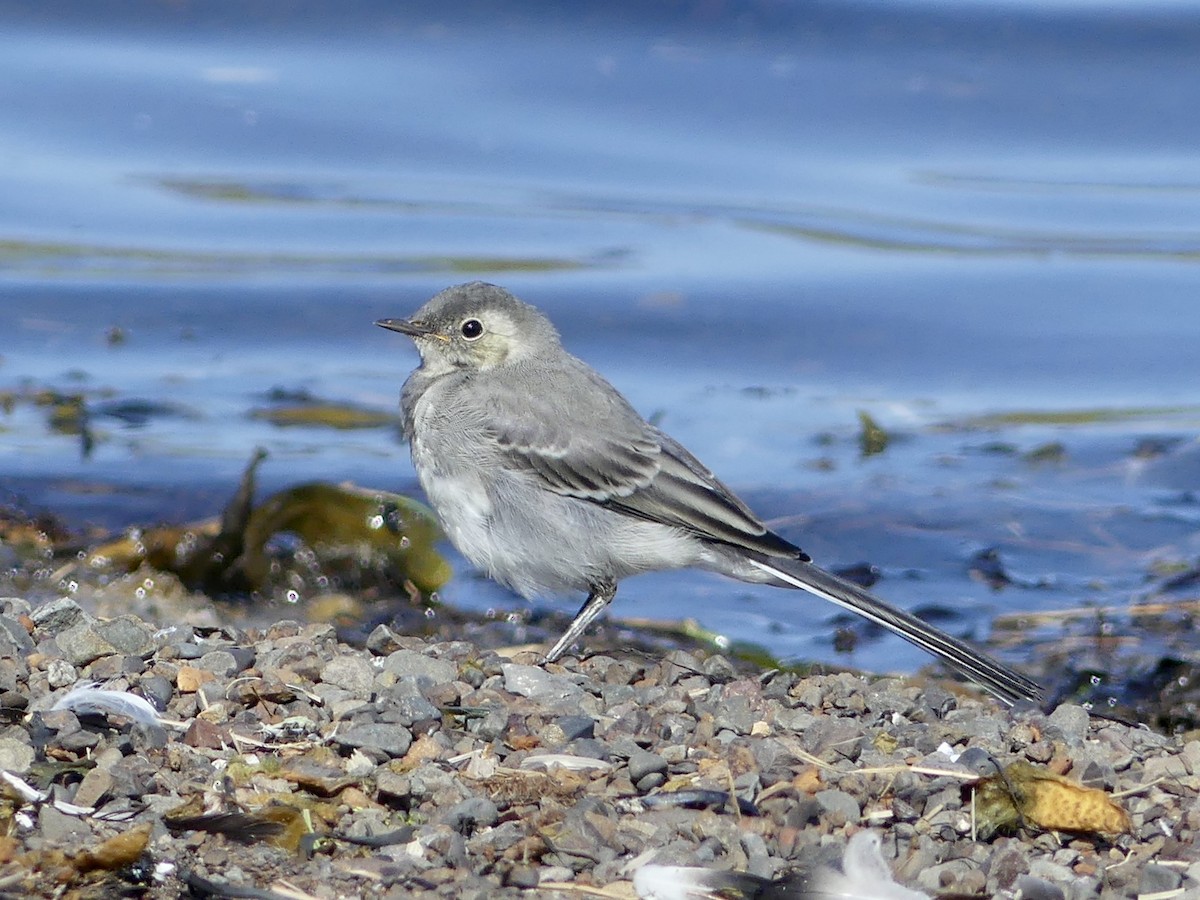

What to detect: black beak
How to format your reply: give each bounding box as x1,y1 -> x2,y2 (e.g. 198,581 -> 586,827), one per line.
375,317 -> 436,338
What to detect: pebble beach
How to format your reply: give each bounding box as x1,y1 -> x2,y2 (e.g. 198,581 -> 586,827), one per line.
0,574 -> 1195,900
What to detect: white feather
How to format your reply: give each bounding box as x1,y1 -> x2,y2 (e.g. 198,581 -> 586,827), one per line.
631,832 -> 929,900
815,831 -> 930,900
51,681 -> 162,726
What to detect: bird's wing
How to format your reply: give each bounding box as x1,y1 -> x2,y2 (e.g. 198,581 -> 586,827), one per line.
607,432 -> 806,558
488,360 -> 803,558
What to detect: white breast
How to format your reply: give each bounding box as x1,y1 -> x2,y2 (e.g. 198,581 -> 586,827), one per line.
409,390 -> 503,582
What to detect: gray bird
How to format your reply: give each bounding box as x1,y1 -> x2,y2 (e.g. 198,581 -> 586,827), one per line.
377,282 -> 1042,706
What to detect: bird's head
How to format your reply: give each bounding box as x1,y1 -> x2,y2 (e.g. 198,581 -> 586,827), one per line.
376,281 -> 561,374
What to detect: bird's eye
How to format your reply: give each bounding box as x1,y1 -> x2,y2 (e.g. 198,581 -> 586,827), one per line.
460,319 -> 484,340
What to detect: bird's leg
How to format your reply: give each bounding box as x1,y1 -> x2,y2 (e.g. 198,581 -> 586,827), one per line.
543,580 -> 617,663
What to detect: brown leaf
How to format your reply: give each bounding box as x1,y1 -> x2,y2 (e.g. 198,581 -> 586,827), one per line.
72,823 -> 152,873
972,760 -> 1131,839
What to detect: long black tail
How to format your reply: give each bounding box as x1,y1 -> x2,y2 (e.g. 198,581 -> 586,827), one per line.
746,556 -> 1043,707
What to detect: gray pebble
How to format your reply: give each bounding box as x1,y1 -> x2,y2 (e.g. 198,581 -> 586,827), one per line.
814,789 -> 860,824
57,726 -> 101,753
569,737 -> 611,760
624,748 -> 672,787
442,796 -> 499,834
700,654 -> 737,680
468,705 -> 508,741
635,772 -> 666,791
502,663 -> 583,703
364,624 -> 404,656
711,694 -> 755,735
0,616 -> 34,656
38,803 -> 91,843
660,650 -> 705,684
555,714 -> 595,741
0,736 -> 35,774
1181,739 -> 1200,776
197,650 -> 241,677
226,646 -> 256,672
1138,863 -> 1182,895
1015,874 -> 1066,900
173,642 -> 205,660
31,597 -> 90,633
379,677 -> 441,726
55,616 -> 154,666
0,658 -> 27,694
322,654 -> 376,695
334,722 -> 413,759
0,598 -> 29,617
956,746 -> 1001,775
382,648 -> 457,685
45,658 -> 77,689
539,866 -> 575,885
505,865 -> 539,889
472,821 -> 525,858
137,675 -> 174,710
1143,754 -> 1188,782
73,766 -> 115,809
918,685 -> 957,718
802,718 -> 864,761
1045,703 -> 1091,745
108,755 -> 158,798
408,763 -> 467,802
771,706 -> 816,733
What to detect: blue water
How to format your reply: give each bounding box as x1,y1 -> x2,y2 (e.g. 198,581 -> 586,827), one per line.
3,0 -> 1200,673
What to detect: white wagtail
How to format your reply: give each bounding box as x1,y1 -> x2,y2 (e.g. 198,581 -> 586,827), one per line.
377,282 -> 1042,705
